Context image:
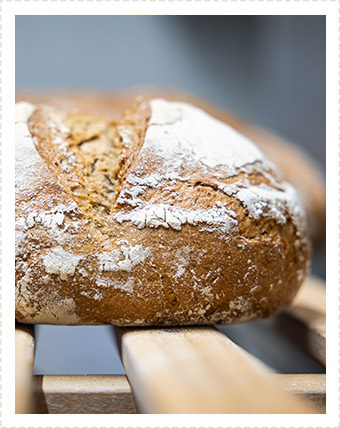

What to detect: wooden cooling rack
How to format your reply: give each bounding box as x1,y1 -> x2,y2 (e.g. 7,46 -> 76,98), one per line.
15,276 -> 326,414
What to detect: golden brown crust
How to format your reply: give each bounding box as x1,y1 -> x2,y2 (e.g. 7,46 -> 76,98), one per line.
15,98 -> 310,325
16,89 -> 325,246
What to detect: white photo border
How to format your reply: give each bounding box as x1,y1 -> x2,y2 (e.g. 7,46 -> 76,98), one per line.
1,2 -> 337,427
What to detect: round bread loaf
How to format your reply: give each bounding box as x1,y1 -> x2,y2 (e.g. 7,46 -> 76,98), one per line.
15,98 -> 310,325
16,89 -> 326,246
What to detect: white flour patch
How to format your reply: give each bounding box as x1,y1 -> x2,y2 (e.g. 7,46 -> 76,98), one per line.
43,248 -> 82,280
96,277 -> 136,294
118,126 -> 133,147
15,202 -> 81,254
15,102 -> 42,194
114,203 -> 238,234
118,99 -> 305,233
144,99 -> 265,175
98,244 -> 150,272
236,181 -> 305,231
15,102 -> 36,124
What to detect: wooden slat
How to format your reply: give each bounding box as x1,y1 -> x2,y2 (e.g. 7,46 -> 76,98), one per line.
32,375 -> 137,414
277,276 -> 326,366
15,323 -> 35,414
31,374 -> 325,414
292,276 -> 326,314
117,326 -> 313,414
273,374 -> 326,414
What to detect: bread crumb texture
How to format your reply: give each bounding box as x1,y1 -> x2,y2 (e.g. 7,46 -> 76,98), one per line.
15,98 -> 310,325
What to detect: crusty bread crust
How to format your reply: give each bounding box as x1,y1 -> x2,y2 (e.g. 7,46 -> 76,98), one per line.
15,89 -> 325,246
15,99 -> 310,325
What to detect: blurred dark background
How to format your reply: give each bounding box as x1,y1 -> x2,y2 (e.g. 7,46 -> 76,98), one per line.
16,15 -> 325,165
16,15 -> 325,375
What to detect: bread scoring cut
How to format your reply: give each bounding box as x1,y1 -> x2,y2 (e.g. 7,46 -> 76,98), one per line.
115,99 -> 305,235
15,98 -> 310,325
15,89 -> 326,246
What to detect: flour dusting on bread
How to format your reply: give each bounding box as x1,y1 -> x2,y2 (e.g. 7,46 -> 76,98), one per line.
117,99 -> 306,236
98,244 -> 151,272
43,248 -> 83,281
146,99 -> 265,173
15,98 -> 310,325
15,102 -> 41,194
114,203 -> 238,233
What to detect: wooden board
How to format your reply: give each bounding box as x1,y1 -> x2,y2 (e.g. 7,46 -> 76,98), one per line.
117,326 -> 314,414
273,374 -> 326,414
30,374 -> 325,414
277,276 -> 326,366
19,276 -> 326,414
292,276 -> 326,314
15,323 -> 35,413
32,375 -> 137,414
